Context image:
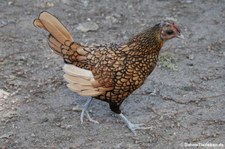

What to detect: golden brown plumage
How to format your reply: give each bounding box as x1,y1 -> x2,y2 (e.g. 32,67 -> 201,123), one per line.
34,11 -> 183,134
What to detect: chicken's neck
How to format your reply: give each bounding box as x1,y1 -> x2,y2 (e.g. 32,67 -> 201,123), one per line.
127,24 -> 164,55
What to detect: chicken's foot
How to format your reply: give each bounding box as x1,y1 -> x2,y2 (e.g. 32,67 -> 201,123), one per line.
119,113 -> 151,135
80,98 -> 99,124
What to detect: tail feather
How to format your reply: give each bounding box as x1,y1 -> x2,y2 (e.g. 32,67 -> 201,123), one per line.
48,35 -> 62,48
48,35 -> 62,55
34,11 -> 73,44
34,11 -> 92,67
33,19 -> 45,29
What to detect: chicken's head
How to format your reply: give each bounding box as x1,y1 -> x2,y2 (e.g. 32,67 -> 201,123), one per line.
160,20 -> 184,40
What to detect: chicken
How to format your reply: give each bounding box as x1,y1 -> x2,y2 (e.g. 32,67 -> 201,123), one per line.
34,11 -> 184,135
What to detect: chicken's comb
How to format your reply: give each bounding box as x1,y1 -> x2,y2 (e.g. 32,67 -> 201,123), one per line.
160,17 -> 178,27
160,17 -> 181,33
163,17 -> 177,22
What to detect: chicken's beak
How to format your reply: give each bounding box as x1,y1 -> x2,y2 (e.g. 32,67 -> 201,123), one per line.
176,33 -> 185,39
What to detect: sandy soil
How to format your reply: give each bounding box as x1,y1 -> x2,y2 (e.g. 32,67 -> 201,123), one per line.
1,0 -> 225,148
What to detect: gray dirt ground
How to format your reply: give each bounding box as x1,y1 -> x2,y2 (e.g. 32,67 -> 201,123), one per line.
0,0 -> 225,148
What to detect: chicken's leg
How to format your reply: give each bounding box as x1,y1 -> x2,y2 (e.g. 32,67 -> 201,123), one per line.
119,113 -> 151,135
80,98 -> 99,124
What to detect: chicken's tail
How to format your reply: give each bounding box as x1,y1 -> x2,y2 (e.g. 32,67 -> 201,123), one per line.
63,64 -> 112,97
33,11 -> 81,63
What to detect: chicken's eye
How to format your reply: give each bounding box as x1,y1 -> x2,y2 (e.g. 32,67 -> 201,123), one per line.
166,30 -> 174,35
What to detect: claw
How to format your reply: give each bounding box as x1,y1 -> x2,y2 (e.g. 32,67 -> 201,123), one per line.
127,123 -> 152,135
119,113 -> 151,135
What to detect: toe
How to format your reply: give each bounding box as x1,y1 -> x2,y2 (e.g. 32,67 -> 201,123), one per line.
86,111 -> 99,124
80,110 -> 85,124
128,123 -> 152,135
89,119 -> 99,124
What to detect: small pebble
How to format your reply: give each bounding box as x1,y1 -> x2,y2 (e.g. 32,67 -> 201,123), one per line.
0,89 -> 10,99
3,111 -> 17,119
187,54 -> 194,60
56,122 -> 61,127
61,0 -> 71,5
61,124 -> 73,130
82,0 -> 89,7
72,106 -> 82,112
43,65 -> 49,69
0,132 -> 13,139
31,133 -> 36,137
40,117 -> 49,123
185,0 -> 193,4
77,22 -> 99,32
46,2 -> 54,7
8,1 -> 14,5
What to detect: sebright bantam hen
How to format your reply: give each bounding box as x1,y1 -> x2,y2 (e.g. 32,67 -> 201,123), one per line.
34,11 -> 184,135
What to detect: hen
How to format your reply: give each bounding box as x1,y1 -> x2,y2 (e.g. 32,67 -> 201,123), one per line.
34,11 -> 184,135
